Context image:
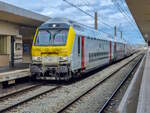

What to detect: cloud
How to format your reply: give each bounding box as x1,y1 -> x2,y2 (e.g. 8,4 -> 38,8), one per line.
0,0 -> 145,44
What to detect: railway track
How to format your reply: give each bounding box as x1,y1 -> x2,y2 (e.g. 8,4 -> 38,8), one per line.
57,54 -> 143,113
0,84 -> 61,113
0,84 -> 41,100
98,55 -> 143,113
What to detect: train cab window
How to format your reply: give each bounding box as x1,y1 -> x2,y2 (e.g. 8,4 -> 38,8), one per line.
35,29 -> 68,46
35,30 -> 51,46
54,31 -> 68,45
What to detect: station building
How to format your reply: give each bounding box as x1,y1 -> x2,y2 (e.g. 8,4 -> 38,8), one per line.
0,1 -> 49,67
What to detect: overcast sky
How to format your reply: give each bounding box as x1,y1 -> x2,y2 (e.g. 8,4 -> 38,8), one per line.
0,0 -> 145,44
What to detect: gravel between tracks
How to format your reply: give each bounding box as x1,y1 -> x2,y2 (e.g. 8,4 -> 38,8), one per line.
103,56 -> 142,113
5,53 -> 142,113
0,83 -> 35,96
103,70 -> 134,113
63,56 -> 141,113
0,85 -> 57,112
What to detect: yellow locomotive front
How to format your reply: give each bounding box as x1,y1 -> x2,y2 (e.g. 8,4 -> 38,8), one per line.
30,21 -> 75,80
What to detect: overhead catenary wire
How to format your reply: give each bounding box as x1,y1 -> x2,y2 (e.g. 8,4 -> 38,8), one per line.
63,0 -> 143,41
80,0 -> 116,29
80,0 -> 123,33
63,0 -> 116,37
63,0 -> 119,32
112,0 -> 142,36
111,0 -> 145,43
116,3 -> 135,28
120,0 -> 134,21
63,0 -> 93,18
118,0 -> 142,38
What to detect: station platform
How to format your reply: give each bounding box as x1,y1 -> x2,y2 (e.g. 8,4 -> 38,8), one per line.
117,49 -> 150,113
0,63 -> 30,84
0,63 -> 29,73
136,50 -> 150,113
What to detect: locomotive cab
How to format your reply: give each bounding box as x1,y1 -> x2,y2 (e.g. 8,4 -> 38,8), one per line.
31,21 -> 75,80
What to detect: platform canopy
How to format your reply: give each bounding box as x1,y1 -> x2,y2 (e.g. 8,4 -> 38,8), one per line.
126,0 -> 150,42
0,1 -> 49,28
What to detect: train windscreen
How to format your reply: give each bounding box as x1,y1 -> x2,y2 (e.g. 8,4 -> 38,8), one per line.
35,29 -> 68,46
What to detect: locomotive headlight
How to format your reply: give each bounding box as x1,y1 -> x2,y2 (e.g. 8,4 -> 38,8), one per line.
32,56 -> 42,61
60,56 -> 68,61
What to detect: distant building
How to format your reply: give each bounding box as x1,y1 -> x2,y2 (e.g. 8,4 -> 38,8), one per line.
0,1 -> 49,67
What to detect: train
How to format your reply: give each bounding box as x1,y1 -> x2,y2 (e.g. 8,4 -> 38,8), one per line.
30,18 -> 134,81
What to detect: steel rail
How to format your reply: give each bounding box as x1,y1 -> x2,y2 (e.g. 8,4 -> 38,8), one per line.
0,86 -> 61,113
98,54 -> 143,113
0,84 -> 41,100
57,54 -> 143,113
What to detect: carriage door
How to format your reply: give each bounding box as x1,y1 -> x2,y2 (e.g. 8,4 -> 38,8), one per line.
78,36 -> 81,69
114,42 -> 117,60
81,36 -> 85,70
78,36 -> 85,70
109,41 -> 112,62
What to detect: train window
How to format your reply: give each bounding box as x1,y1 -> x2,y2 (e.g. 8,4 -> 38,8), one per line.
78,36 -> 80,56
35,29 -> 68,46
53,31 -> 68,45
99,43 -> 101,48
35,30 -> 51,46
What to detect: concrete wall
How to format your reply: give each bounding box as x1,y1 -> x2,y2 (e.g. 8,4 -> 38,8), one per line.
0,21 -> 19,36
0,55 -> 9,67
6,36 -> 11,55
20,27 -> 35,64
0,21 -> 21,67
0,21 -> 36,67
0,35 -> 11,67
22,38 -> 33,63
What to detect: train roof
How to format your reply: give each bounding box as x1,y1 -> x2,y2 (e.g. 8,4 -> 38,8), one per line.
40,18 -> 126,44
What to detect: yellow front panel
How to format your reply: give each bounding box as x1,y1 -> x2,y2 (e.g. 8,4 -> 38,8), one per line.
32,26 -> 75,57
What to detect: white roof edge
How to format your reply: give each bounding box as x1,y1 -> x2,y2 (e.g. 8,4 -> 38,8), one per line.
0,1 -> 50,22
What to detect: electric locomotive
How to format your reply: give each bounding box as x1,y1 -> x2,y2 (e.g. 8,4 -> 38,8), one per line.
30,18 -> 131,80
